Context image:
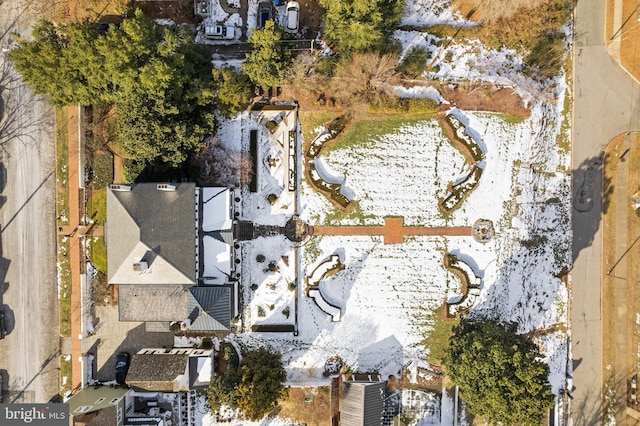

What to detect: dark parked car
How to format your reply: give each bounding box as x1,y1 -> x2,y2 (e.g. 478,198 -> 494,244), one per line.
258,2 -> 273,29
0,313 -> 5,340
115,352 -> 130,385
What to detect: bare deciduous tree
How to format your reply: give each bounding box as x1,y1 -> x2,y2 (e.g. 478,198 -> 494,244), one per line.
191,137 -> 253,188
329,51 -> 400,104
284,52 -> 330,95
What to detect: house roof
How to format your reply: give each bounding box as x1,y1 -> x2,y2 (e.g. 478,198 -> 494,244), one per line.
106,183 -> 197,285
125,354 -> 189,392
68,385 -> 129,417
340,379 -> 386,426
188,356 -> 213,390
118,284 -> 191,322
72,406 -> 117,426
187,286 -> 232,330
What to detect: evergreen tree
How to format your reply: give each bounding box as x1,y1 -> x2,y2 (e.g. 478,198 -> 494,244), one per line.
212,67 -> 253,117
236,347 -> 287,420
442,318 -> 555,425
319,0 -> 405,52
242,21 -> 290,90
8,10 -> 217,174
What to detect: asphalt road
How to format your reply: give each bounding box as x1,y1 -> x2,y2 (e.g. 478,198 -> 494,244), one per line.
0,0 -> 59,403
571,0 -> 640,423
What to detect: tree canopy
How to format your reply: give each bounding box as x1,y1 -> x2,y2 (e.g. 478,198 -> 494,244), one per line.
442,318 -> 555,425
207,347 -> 287,421
242,21 -> 291,90
8,10 -> 217,175
212,67 -> 253,118
319,0 -> 405,52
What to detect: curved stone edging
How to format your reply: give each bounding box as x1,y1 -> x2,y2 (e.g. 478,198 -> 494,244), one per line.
305,115 -> 354,210
442,253 -> 482,319
437,112 -> 485,214
305,254 -> 344,321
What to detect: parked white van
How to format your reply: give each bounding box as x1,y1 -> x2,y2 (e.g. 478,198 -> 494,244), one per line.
285,1 -> 300,33
204,24 -> 235,40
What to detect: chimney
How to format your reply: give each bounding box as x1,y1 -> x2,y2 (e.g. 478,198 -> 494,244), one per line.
133,261 -> 148,272
156,183 -> 176,191
110,184 -> 131,191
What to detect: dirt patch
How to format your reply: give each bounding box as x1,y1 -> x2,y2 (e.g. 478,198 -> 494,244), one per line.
617,0 -> 640,82
277,386 -> 331,426
134,0 -> 201,24
452,0 -> 547,21
437,85 -> 531,118
606,0 -> 640,82
54,0 -> 129,23
297,0 -> 322,38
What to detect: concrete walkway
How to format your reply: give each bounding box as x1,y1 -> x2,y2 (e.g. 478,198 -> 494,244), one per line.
313,217 -> 472,244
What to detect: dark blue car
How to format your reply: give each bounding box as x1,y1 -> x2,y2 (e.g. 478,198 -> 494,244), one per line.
258,2 -> 273,28
115,352 -> 130,385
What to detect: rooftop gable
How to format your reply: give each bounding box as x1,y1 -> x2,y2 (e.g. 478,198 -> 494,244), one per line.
106,183 -> 197,285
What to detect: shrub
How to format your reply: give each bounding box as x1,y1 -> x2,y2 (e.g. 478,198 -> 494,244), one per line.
397,47 -> 430,78
202,338 -> 213,350
88,151 -> 114,189
256,254 -> 266,263
406,97 -> 439,114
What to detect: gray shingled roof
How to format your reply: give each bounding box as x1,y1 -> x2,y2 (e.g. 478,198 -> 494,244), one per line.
106,183 -> 197,285
126,354 -> 189,392
118,284 -> 190,322
187,286 -> 231,330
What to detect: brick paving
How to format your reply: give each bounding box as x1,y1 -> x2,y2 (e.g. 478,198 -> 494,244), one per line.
313,217 -> 472,244
64,106 -> 83,392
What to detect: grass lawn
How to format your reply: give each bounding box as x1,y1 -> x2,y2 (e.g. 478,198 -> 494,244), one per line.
420,309 -> 459,366
58,235 -> 71,337
59,355 -> 72,397
87,187 -> 107,225
87,236 -> 107,274
323,112 -> 438,154
55,107 -> 69,227
298,110 -> 341,149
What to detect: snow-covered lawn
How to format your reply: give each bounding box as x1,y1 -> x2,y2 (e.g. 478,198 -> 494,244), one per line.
214,96 -> 570,424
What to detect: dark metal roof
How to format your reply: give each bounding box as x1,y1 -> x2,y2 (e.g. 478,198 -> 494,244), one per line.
187,286 -> 231,330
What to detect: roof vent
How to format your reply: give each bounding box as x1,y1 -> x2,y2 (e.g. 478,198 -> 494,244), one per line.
157,183 -> 176,191
110,184 -> 131,191
133,261 -> 148,272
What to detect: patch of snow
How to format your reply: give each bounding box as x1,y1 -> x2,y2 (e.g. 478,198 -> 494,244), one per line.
202,188 -> 233,231
392,84 -> 447,104
155,19 -> 175,27
401,0 -> 467,26
202,237 -> 231,284
174,335 -> 203,348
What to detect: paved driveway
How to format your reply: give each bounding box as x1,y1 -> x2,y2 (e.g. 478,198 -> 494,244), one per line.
0,0 -> 59,403
572,0 -> 640,423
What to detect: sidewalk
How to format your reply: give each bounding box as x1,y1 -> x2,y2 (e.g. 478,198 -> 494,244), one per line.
63,106 -> 84,392
602,133 -> 640,423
